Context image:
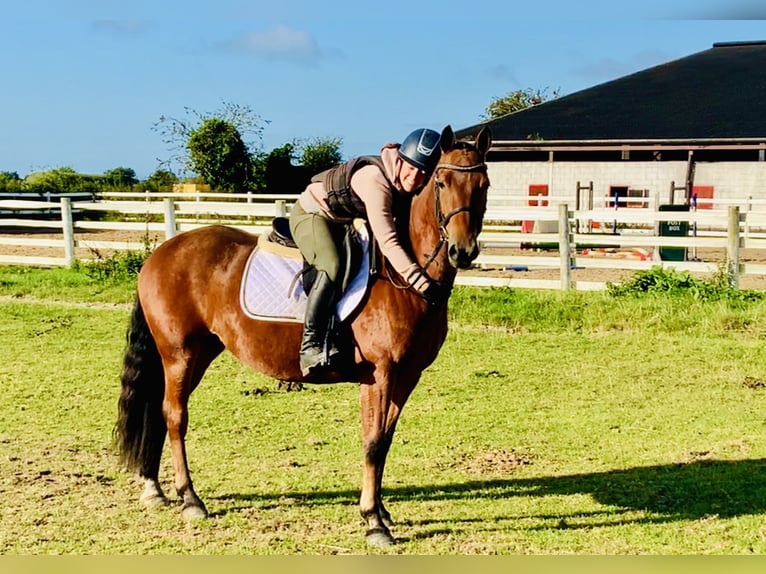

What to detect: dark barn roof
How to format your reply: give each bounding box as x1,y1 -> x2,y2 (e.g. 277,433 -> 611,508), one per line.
456,41 -> 766,145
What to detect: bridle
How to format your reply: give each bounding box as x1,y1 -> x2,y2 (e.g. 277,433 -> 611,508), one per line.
381,151 -> 487,291
421,160 -> 487,271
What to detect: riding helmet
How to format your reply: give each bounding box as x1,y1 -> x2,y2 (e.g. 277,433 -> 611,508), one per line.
398,128 -> 441,176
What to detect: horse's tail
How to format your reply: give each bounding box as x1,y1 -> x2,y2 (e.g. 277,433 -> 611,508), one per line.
114,295 -> 167,477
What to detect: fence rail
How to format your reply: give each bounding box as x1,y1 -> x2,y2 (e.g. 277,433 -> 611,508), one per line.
1,192 -> 765,290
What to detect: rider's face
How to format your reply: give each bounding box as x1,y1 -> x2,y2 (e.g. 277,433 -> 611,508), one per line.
399,161 -> 427,193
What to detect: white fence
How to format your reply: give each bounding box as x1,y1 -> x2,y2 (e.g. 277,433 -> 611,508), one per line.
1,191 -> 765,290
0,192 -> 291,267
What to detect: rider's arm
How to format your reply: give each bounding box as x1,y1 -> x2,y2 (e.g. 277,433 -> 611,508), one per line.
351,165 -> 429,292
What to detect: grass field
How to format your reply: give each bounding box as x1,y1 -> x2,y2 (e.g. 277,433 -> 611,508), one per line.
1,265 -> 766,554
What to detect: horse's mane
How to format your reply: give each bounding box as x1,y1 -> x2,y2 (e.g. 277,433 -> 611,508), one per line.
452,140 -> 475,150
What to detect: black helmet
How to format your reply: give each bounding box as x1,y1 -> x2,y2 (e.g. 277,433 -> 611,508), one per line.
398,128 -> 441,175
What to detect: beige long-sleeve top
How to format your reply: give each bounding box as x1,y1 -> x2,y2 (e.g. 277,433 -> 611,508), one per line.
296,145 -> 430,293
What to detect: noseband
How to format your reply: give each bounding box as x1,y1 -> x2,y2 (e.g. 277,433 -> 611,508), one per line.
422,160 -> 487,270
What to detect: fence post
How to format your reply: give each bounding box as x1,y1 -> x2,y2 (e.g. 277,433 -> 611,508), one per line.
275,199 -> 286,218
164,198 -> 177,239
727,206 -> 740,289
575,181 -> 581,234
558,203 -> 571,290
61,197 -> 76,267
652,194 -> 662,262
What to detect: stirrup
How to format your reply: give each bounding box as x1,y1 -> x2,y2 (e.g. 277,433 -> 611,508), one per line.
300,345 -> 343,377
299,347 -> 325,377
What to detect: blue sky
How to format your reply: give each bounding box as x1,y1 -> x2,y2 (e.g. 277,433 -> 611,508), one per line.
1,1 -> 765,180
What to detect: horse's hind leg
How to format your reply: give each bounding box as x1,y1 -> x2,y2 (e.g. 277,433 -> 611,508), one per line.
140,477 -> 169,508
161,339 -> 223,520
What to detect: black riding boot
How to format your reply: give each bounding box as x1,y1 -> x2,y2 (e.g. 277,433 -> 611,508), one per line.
299,271 -> 338,377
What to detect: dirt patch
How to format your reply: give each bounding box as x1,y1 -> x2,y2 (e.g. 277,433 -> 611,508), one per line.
0,228 -> 163,260
439,448 -> 534,475
742,376 -> 766,390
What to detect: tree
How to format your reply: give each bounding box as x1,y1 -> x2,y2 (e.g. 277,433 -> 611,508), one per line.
153,101 -> 343,193
297,136 -> 343,175
0,171 -> 22,193
104,167 -> 138,189
482,87 -> 560,120
187,118 -> 252,191
249,137 -> 344,194
153,101 -> 268,184
144,169 -> 178,193
251,143 -> 307,195
22,167 -> 99,195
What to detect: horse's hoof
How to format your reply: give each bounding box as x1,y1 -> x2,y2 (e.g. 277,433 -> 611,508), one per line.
366,526 -> 395,547
140,492 -> 170,508
181,503 -> 208,521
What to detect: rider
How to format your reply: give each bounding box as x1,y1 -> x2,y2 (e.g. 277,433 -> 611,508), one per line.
289,127 -> 451,377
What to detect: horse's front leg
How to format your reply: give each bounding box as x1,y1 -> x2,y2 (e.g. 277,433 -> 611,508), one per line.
359,381 -> 395,545
359,365 -> 419,546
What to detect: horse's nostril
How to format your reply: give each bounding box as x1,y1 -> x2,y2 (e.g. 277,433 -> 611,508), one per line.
448,243 -> 479,269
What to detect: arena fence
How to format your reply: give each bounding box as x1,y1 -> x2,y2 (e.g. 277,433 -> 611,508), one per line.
1,191 -> 764,290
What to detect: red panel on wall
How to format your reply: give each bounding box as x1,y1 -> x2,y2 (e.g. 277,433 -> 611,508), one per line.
521,184 -> 549,241
529,184 -> 549,207
692,186 -> 714,210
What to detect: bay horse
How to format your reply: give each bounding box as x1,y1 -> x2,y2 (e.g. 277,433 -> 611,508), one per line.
115,124 -> 491,546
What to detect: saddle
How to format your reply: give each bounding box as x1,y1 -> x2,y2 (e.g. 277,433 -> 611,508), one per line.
267,216 -> 376,295
267,217 -> 298,248
239,217 -> 374,323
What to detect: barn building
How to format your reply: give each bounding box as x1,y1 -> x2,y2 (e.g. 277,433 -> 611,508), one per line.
455,41 -> 766,213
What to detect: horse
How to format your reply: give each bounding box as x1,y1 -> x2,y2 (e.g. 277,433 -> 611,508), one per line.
114,124 -> 492,547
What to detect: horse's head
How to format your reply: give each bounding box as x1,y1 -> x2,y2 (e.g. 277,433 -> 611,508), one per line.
425,125 -> 492,270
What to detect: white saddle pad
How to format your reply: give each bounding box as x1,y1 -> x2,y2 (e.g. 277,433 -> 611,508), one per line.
239,223 -> 371,323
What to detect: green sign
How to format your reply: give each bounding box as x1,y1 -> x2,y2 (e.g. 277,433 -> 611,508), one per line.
658,204 -> 689,261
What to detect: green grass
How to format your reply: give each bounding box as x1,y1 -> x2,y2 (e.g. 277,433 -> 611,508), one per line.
450,286 -> 766,337
0,265 -> 137,305
2,265 -> 766,553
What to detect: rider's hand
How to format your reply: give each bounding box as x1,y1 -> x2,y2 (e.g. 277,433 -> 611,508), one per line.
422,280 -> 452,307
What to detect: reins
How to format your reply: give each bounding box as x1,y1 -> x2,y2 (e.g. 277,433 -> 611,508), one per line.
382,157 -> 486,291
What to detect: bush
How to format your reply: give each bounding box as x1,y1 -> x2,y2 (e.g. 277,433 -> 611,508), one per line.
74,237 -> 155,282
606,265 -> 765,304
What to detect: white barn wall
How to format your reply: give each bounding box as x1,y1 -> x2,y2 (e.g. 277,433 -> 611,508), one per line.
694,162 -> 766,204
487,160 -> 766,208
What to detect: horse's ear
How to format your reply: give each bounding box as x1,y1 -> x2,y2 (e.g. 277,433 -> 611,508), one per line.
440,125 -> 454,152
475,126 -> 492,156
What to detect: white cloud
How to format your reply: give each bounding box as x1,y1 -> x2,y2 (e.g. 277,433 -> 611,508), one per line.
231,25 -> 323,66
